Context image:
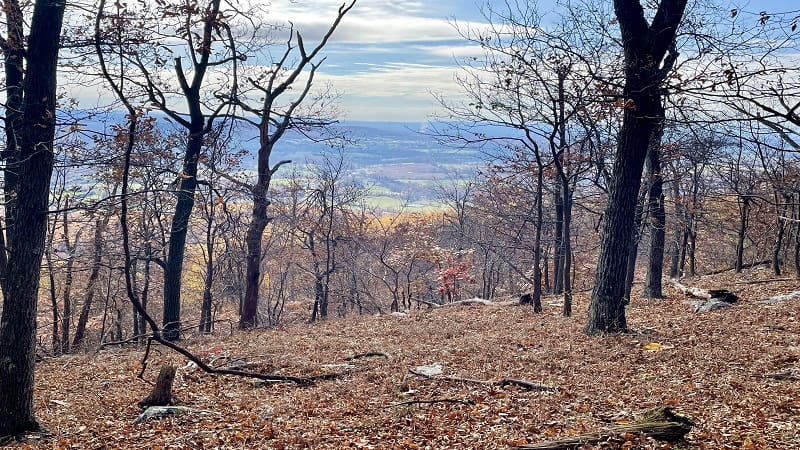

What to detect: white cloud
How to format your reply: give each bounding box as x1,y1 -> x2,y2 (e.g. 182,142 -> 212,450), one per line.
314,62 -> 466,121
263,0 -> 483,44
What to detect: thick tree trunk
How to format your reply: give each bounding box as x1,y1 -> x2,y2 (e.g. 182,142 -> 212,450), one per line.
587,116 -> 653,333
240,186 -> 270,329
0,0 -> 65,435
586,0 -> 687,334
138,365 -> 177,408
162,129 -> 203,340
0,0 -> 24,275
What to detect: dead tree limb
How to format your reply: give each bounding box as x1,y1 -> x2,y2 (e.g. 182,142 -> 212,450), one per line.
408,368 -> 556,391
345,351 -> 391,361
756,371 -> 800,381
758,291 -> 800,304
514,407 -> 693,449
139,336 -> 369,386
384,398 -> 476,408
704,259 -> 772,275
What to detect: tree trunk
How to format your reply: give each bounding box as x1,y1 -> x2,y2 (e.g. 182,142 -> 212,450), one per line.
240,184 -> 270,329
46,245 -> 60,355
668,181 -> 683,278
561,187 -> 573,316
688,218 -> 698,277
73,214 -> 112,348
735,197 -> 749,273
0,0 -> 66,435
624,184 -> 648,303
552,189 -> 564,295
644,127 -> 666,298
162,128 -> 203,340
60,210 -> 76,354
772,198 -> 787,276
586,0 -> 686,334
531,156 -> 545,313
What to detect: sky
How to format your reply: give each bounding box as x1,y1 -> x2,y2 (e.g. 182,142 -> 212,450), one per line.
259,0 -> 798,123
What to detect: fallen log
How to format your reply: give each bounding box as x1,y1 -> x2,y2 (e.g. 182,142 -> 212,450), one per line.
669,279 -> 711,299
439,298 -> 516,307
134,406 -> 216,424
705,259 -> 772,275
669,280 -> 739,311
515,407 -> 693,450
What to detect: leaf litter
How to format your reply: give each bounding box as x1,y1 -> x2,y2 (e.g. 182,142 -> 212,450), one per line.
8,271 -> 800,449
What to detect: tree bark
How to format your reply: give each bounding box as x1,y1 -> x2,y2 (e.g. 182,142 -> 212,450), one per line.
586,0 -> 687,334
0,0 -> 66,435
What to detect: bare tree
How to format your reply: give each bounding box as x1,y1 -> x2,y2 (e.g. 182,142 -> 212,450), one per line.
229,1 -> 355,329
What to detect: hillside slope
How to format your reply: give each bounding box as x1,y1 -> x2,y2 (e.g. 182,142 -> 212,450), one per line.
7,271 -> 800,449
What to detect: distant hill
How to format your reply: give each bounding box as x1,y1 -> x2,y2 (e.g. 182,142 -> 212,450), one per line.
66,113 -> 490,209
230,120 -> 488,209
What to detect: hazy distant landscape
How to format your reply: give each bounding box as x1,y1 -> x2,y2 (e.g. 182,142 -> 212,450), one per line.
240,121 -> 487,208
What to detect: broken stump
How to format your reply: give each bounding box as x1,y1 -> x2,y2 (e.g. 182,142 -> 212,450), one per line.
138,365 -> 176,409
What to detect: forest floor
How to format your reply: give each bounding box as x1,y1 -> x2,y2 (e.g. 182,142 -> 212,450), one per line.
5,267 -> 800,449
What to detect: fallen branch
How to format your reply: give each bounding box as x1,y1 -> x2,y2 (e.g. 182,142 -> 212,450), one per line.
345,351 -> 391,361
742,278 -> 793,285
704,259 -> 772,275
756,371 -> 800,381
384,398 -> 476,408
139,336 -> 370,386
514,407 -> 693,450
757,291 -> 800,304
408,368 -> 556,391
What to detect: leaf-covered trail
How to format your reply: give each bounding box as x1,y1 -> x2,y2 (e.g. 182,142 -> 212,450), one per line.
11,278 -> 800,449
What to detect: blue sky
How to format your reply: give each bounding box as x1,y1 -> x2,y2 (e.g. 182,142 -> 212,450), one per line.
265,0 -> 797,123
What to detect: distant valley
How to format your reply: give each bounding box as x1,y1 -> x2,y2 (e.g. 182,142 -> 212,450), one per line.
238,121 -> 487,209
